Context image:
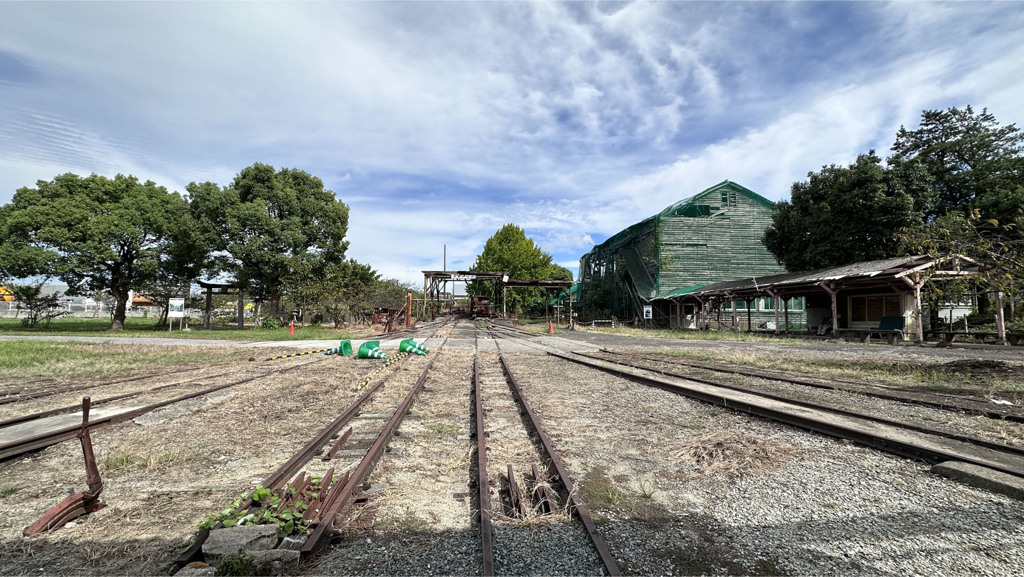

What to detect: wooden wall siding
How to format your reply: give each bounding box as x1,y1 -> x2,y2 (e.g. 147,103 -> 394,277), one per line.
656,187 -> 784,295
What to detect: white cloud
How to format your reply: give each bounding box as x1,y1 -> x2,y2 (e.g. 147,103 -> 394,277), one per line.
1,1 -> 1022,288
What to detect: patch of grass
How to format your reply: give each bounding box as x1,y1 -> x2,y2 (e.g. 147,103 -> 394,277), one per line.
674,432 -> 795,478
0,483 -> 20,498
0,340 -> 239,380
0,317 -> 365,342
103,448 -> 138,472
638,478 -> 657,499
592,326 -> 800,344
103,447 -> 203,473
422,422 -> 461,440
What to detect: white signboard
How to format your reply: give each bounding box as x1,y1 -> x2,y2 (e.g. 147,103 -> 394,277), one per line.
643,305 -> 653,319
168,298 -> 186,319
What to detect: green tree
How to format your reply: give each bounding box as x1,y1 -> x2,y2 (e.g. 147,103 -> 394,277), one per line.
0,173 -> 188,330
469,224 -> 562,313
892,106 -> 1024,222
762,152 -> 929,271
189,163 -> 349,318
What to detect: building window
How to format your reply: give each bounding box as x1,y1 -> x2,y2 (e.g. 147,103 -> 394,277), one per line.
851,294 -> 901,322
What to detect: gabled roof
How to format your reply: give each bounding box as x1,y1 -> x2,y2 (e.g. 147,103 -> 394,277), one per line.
587,181 -> 774,255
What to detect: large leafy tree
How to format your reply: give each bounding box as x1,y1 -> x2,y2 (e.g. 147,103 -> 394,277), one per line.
189,163 -> 349,317
762,152 -> 929,271
892,106 -> 1024,222
893,106 -> 1024,317
0,173 -> 189,330
469,224 -> 565,312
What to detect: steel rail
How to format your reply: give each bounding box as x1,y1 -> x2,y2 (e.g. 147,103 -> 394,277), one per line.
607,350 -> 1024,423
174,362 -> 400,567
472,354 -> 496,576
578,352 -> 1024,458
301,353 -> 442,555
0,367 -> 244,428
0,358 -> 322,461
497,353 -> 622,576
0,365 -> 215,406
551,351 -> 1024,479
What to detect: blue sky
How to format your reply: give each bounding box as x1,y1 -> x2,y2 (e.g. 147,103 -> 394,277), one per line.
1,1 -> 1023,286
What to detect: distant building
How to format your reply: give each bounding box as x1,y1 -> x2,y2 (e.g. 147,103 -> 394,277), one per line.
577,180 -> 799,328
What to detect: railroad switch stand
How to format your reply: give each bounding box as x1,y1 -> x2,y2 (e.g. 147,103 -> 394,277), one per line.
24,397 -> 106,535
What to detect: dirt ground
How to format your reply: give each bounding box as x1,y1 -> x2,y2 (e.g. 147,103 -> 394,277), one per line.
1,329 -> 1023,576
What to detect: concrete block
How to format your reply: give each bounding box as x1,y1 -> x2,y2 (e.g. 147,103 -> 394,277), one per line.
931,461 -> 1024,501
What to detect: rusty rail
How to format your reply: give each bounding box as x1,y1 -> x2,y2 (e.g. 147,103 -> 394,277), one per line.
472,355 -> 496,576
302,354 -> 440,555
1,359 -> 322,461
604,350 -> 1024,423
576,351 -> 1024,459
552,351 -> 1024,479
0,367 -> 244,429
498,353 -> 621,576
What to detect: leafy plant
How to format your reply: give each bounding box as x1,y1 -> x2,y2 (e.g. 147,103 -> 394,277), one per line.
197,481 -> 333,538
216,552 -> 263,577
0,483 -> 20,498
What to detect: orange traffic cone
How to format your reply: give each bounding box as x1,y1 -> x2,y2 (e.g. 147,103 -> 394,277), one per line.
548,321 -> 554,334
289,321 -> 295,335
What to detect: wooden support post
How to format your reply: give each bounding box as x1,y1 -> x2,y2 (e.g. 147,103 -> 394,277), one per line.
746,299 -> 752,332
995,291 -> 1007,345
783,297 -> 790,335
818,281 -> 839,338
731,297 -> 738,331
899,276 -> 926,343
237,290 -> 245,330
767,287 -> 780,335
203,287 -> 212,330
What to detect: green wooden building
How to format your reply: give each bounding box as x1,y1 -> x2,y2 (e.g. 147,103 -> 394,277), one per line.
578,180 -> 803,328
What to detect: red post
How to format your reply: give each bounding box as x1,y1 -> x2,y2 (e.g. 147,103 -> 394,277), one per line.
406,292 -> 412,328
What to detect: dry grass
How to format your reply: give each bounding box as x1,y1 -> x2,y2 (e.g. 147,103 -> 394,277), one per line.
673,432 -> 796,478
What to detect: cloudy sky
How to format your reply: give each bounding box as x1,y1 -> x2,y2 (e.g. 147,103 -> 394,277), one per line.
1,1 -> 1022,286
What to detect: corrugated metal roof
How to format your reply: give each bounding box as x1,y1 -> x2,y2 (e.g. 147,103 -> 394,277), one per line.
653,254 -> 982,300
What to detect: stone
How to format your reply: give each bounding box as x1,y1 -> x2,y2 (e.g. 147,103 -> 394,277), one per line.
176,565 -> 216,577
250,548 -> 300,569
202,524 -> 279,559
279,535 -> 307,551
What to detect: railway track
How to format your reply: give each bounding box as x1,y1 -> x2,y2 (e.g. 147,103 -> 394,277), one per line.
6,321 -> 1023,575
471,328 -> 619,575
173,321 -> 454,569
0,357 -> 329,461
555,351 -> 1024,480
483,323 -> 1024,484
603,351 -> 1024,422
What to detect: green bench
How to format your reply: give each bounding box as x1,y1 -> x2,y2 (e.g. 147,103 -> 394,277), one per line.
840,316 -> 905,344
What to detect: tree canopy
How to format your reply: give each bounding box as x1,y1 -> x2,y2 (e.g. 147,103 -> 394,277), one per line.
892,106 -> 1024,223
189,163 -> 350,317
762,152 -> 929,271
0,173 -> 188,329
469,224 -> 566,312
